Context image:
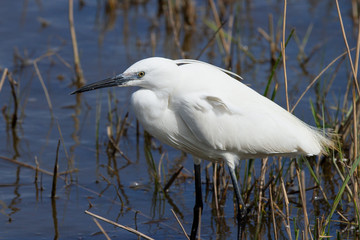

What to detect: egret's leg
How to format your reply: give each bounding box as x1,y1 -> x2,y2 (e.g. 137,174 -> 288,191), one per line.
190,162 -> 203,240
194,163 -> 203,210
228,166 -> 247,222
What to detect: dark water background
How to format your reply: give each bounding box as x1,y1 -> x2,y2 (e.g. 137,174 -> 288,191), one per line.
0,0 -> 355,239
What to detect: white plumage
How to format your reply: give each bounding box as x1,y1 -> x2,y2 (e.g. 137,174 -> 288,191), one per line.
127,58 -> 331,167
72,57 -> 333,230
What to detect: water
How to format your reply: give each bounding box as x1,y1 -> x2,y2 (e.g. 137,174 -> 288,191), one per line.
0,0 -> 356,239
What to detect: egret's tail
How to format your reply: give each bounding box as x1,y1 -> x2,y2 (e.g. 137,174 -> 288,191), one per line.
310,127 -> 336,155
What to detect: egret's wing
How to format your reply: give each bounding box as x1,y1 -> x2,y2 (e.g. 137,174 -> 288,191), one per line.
175,92 -> 326,159
175,92 -> 251,152
174,59 -> 243,80
171,61 -> 331,159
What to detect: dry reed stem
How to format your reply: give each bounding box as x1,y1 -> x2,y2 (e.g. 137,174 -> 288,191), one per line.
276,184 -> 293,239
335,0 -> 360,96
116,112 -> 129,143
85,210 -> 155,240
257,28 -> 271,42
281,173 -> 292,239
291,50 -> 349,113
54,52 -> 72,69
225,4 -> 234,61
0,154 -> 77,177
0,155 -> 54,176
208,0 -> 228,53
352,90 -> 360,209
336,2 -> 360,219
33,61 -> 53,115
106,126 -> 132,164
208,0 -> 231,65
171,209 -> 190,240
69,0 -> 85,85
333,159 -> 354,198
272,201 -> 286,219
282,0 -> 289,111
196,20 -> 227,60
336,0 -> 359,162
256,158 -> 268,228
269,184 -> 278,240
213,163 -> 220,218
296,168 -> 309,240
282,43 -> 289,111
339,98 -> 360,143
353,8 -> 360,176
219,180 -> 229,209
0,68 -> 8,92
106,111 -> 130,163
257,14 -> 278,64
167,0 -> 185,59
354,13 -> 360,77
92,217 -> 111,240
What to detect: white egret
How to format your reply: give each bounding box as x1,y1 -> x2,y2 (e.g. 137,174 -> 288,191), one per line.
71,57 -> 333,238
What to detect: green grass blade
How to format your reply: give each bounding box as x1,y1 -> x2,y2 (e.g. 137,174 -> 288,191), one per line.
322,155 -> 360,234
309,98 -> 321,127
303,157 -> 331,208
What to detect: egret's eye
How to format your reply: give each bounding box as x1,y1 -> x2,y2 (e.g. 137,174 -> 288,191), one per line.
137,71 -> 145,78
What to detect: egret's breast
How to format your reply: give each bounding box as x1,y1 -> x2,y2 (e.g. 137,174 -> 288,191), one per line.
131,89 -> 167,119
130,89 -> 179,145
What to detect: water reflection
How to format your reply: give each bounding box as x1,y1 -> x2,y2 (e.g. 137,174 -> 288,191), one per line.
8,167 -> 21,222
51,197 -> 59,240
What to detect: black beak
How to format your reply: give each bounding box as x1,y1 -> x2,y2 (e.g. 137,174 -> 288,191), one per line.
70,74 -> 127,95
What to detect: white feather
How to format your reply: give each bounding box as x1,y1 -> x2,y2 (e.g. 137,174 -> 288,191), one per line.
128,57 -> 332,165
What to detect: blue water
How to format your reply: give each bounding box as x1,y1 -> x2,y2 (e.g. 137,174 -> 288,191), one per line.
0,0 -> 355,239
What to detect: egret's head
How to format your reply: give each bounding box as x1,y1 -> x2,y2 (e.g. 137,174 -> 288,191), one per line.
71,57 -> 179,95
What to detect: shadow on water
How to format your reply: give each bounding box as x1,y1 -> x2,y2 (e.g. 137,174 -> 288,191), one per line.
51,197 -> 59,240
0,0 -> 359,239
